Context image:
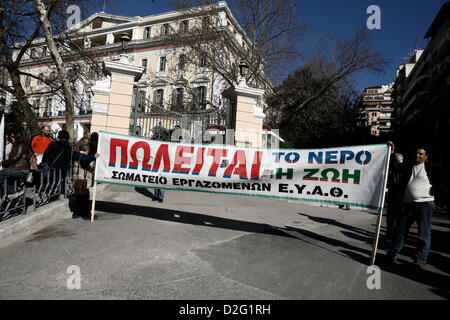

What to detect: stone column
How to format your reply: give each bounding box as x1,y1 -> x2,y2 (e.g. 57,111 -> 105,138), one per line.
233,85 -> 266,148
90,76 -> 111,133
90,56 -> 144,135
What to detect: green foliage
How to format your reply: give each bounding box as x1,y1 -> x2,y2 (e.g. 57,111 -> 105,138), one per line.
269,67 -> 354,149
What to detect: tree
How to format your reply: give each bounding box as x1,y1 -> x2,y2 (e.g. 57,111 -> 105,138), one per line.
223,0 -> 304,85
268,28 -> 388,147
0,0 -> 107,138
35,0 -> 77,138
0,2 -> 43,133
282,28 -> 387,118
269,67 -> 357,148
149,0 -> 304,113
35,0 -> 109,139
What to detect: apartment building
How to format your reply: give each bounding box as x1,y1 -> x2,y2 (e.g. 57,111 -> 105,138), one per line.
354,84 -> 394,137
392,2 -> 449,163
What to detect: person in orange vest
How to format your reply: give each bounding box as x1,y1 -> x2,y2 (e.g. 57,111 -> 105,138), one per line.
31,124 -> 54,165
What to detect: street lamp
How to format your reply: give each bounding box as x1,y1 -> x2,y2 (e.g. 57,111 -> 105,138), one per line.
237,59 -> 249,87
120,32 -> 131,51
238,59 -> 248,77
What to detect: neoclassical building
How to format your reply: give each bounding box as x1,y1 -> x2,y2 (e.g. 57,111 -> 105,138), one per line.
9,1 -> 272,143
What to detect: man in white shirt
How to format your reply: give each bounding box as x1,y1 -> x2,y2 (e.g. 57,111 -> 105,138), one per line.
386,148 -> 439,268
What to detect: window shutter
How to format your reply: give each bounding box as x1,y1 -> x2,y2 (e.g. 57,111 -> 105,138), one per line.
172,88 -> 177,107
153,91 -> 157,109
179,88 -> 184,106
144,27 -> 151,39
193,87 -> 199,107
159,57 -> 166,72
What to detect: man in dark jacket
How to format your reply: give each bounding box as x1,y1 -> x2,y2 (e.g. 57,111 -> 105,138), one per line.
386,147 -> 446,268
88,132 -> 98,156
42,130 -> 72,174
385,141 -> 404,241
0,130 -> 31,195
41,130 -> 72,194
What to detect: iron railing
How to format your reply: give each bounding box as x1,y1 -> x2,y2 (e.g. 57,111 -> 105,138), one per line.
0,149 -> 95,222
0,165 -> 77,221
130,98 -> 232,142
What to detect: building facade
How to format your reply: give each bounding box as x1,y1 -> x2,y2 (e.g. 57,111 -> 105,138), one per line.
354,84 -> 394,137
392,2 -> 449,163
8,1 -> 271,141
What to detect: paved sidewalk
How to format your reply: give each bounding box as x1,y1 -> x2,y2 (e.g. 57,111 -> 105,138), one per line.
0,183 -> 110,240
0,185 -> 449,299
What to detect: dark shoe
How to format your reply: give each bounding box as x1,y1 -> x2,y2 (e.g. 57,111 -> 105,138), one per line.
413,259 -> 426,269
385,252 -> 401,264
158,199 -> 163,203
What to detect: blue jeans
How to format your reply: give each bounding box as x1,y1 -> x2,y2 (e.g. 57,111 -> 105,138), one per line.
0,168 -> 28,194
390,201 -> 435,262
154,189 -> 165,200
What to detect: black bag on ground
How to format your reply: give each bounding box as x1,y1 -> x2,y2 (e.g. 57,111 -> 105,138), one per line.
68,189 -> 90,218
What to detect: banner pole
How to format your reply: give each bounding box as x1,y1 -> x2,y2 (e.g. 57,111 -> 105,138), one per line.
91,181 -> 97,224
369,145 -> 391,265
370,208 -> 384,265
90,135 -> 103,224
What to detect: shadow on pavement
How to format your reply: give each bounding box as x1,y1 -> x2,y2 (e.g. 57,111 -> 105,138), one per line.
433,221 -> 450,228
297,213 -> 375,237
94,200 -> 450,299
94,200 -> 297,239
294,212 -> 450,299
283,225 -> 373,264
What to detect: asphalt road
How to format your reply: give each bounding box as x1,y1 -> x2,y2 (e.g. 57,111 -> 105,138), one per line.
0,185 -> 449,299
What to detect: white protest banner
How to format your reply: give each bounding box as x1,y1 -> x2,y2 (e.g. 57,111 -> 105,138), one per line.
95,131 -> 390,210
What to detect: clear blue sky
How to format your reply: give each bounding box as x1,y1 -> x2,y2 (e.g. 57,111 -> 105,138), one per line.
98,0 -> 446,93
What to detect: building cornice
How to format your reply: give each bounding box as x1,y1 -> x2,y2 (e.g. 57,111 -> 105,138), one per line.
234,85 -> 264,98
104,59 -> 144,81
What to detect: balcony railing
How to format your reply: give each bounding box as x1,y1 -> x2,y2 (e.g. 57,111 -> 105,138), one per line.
78,109 -> 92,115
432,38 -> 450,63
403,74 -> 430,100
402,90 -> 429,116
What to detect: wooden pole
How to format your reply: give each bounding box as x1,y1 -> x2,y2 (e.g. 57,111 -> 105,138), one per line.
90,135 -> 102,224
91,181 -> 97,224
370,208 -> 384,265
369,145 -> 391,265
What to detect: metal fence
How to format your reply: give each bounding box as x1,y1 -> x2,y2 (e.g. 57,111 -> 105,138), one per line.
130,97 -> 233,142
0,159 -> 90,222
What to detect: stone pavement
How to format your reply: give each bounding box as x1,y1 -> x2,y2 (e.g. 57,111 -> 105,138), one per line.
0,184 -> 449,299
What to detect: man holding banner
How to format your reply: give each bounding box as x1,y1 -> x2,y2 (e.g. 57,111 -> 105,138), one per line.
386,147 -> 446,268
385,141 -> 404,242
